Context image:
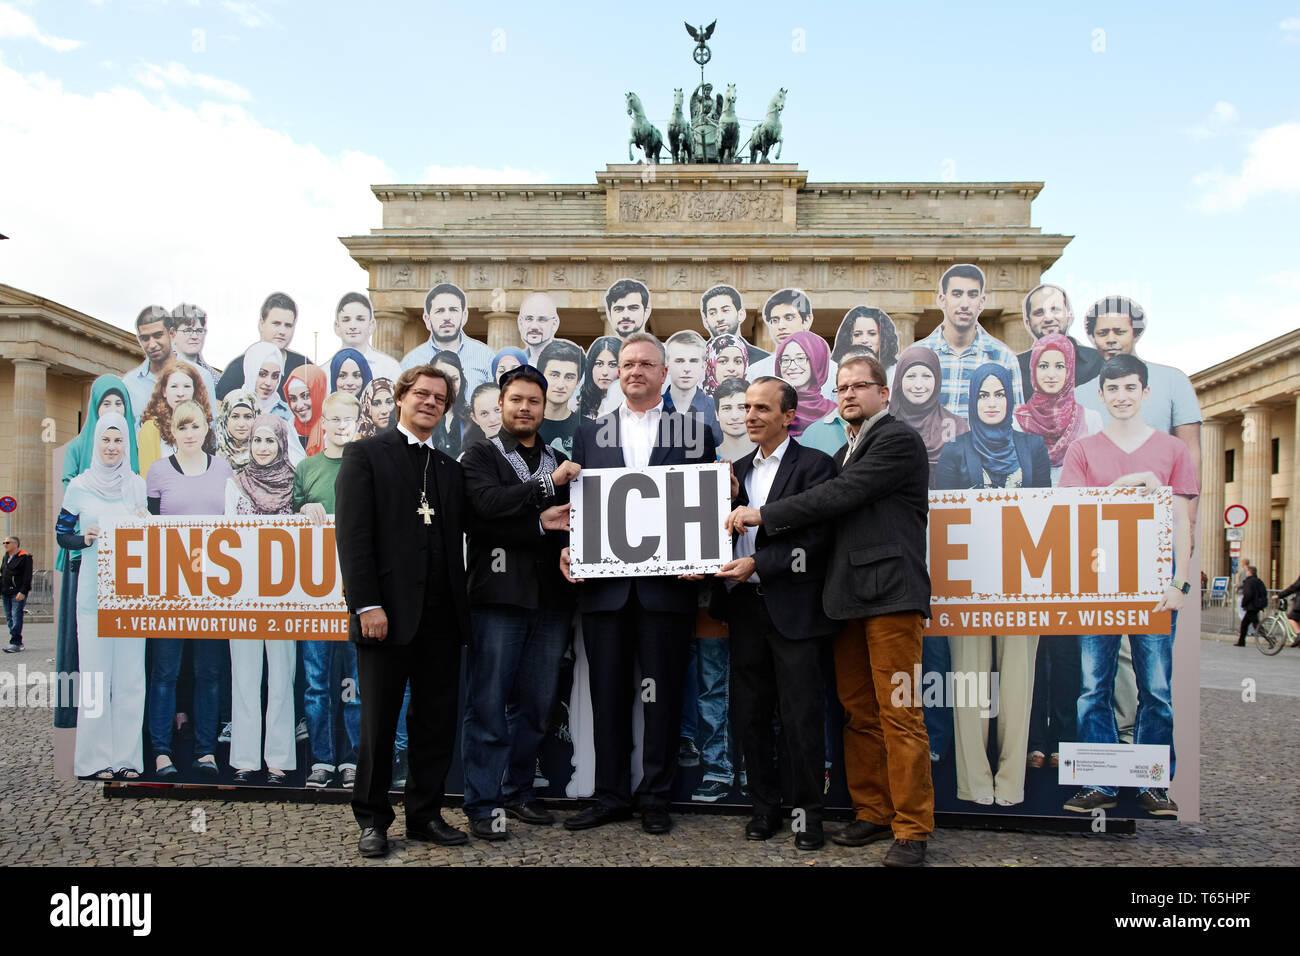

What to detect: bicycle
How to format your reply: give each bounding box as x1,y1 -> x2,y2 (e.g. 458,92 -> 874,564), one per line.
1254,596 -> 1298,656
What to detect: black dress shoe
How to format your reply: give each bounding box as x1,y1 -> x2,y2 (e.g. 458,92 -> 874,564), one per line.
794,821 -> 825,851
563,805 -> 633,831
504,802 -> 555,825
231,768 -> 258,785
406,817 -> 469,846
469,817 -> 510,841
744,813 -> 781,841
358,826 -> 389,858
641,807 -> 672,834
832,819 -> 893,846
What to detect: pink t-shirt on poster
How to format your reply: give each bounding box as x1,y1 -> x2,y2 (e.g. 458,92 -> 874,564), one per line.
1059,429 -> 1199,495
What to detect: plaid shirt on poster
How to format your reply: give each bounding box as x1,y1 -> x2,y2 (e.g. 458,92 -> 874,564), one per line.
917,322 -> 1025,420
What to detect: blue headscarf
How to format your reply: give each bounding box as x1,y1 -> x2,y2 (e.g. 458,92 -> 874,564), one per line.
492,346 -> 528,381
968,362 -> 1021,482
329,348 -> 373,396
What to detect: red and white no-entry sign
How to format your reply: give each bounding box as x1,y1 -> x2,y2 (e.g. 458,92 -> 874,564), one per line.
1224,505 -> 1248,528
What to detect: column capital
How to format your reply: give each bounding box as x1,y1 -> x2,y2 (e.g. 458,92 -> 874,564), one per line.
10,357 -> 50,370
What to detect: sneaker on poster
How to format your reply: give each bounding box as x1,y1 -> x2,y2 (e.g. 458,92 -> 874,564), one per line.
1063,787 -> 1117,813
533,759 -> 549,789
691,779 -> 730,802
305,766 -> 333,789
1137,788 -> 1178,816
295,718 -> 309,743
218,721 -> 232,744
678,737 -> 700,768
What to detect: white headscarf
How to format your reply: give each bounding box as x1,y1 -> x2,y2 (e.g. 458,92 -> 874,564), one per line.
77,412 -> 147,511
243,342 -> 286,415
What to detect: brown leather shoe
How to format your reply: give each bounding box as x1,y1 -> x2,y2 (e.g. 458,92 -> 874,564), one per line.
882,838 -> 926,867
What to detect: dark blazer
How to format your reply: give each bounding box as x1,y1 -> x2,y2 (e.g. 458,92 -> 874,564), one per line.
461,435 -> 574,610
932,430 -> 1052,491
334,428 -> 471,645
711,438 -> 838,640
215,347 -> 309,400
745,341 -> 771,364
569,406 -> 717,615
1017,335 -> 1104,399
0,550 -> 33,596
761,413 -> 931,621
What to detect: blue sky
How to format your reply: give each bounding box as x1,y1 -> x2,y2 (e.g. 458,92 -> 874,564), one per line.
2,0 -> 1297,373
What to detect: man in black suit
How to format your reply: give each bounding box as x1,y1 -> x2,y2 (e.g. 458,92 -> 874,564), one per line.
725,353 -> 934,867
460,365 -> 578,839
335,364 -> 472,858
560,332 -> 717,835
714,377 -> 836,849
1016,284 -> 1103,398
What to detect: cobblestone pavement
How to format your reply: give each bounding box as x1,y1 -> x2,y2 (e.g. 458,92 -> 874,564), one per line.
3,625 -> 1296,866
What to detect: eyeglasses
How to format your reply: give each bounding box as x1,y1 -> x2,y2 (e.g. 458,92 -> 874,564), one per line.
833,381 -> 885,396
323,417 -> 357,426
176,326 -> 207,336
778,355 -> 809,369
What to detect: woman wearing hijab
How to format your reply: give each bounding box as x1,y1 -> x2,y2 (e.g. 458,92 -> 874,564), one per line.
356,377 -> 396,440
703,334 -> 749,396
1012,334 -> 1100,771
144,400 -> 233,780
833,307 -> 900,386
223,414 -> 297,784
329,347 -> 373,398
56,413 -> 149,779
933,362 -> 1051,808
773,331 -> 838,438
54,376 -> 140,731
243,342 -> 292,423
431,350 -> 482,458
136,360 -> 213,477
491,346 -> 527,382
216,390 -> 258,473
283,364 -> 326,453
1013,333 -> 1103,485
579,337 -> 621,420
888,346 -> 969,485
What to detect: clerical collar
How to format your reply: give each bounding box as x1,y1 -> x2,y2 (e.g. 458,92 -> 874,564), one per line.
396,422 -> 436,449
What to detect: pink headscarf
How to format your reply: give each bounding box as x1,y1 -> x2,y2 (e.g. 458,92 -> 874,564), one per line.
775,331 -> 837,436
1013,333 -> 1088,467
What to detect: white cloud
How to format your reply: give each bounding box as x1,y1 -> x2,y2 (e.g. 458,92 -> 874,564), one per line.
221,1 -> 271,28
0,55 -> 393,369
0,1 -> 82,51
133,61 -> 252,102
1191,121 -> 1300,211
1157,267 -> 1300,375
1186,100 -> 1238,140
421,165 -> 551,184
1281,16 -> 1300,42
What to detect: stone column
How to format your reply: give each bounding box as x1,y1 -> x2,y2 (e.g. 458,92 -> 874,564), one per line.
484,312 -> 518,354
1199,419 -> 1226,580
890,312 -> 920,351
1292,392 -> 1300,583
997,313 -> 1032,354
373,311 -> 406,362
11,359 -> 49,566
1241,405 -> 1272,580
752,316 -> 776,353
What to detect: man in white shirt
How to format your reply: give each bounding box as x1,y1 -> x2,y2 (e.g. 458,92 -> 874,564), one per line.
401,283 -> 494,392
321,292 -> 402,385
125,305 -> 175,429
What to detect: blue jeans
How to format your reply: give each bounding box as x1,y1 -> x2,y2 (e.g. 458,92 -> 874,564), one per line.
302,639 -> 361,769
695,638 -> 732,781
461,606 -> 571,820
3,594 -> 25,643
679,640 -> 699,741
394,684 -> 410,753
1077,612 -> 1177,796
921,634 -> 953,758
148,637 -> 223,758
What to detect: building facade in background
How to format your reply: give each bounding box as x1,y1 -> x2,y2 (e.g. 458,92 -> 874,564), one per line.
1192,328 -> 1300,588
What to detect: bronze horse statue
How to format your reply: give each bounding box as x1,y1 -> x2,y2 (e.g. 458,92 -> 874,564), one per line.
626,91 -> 664,164
719,83 -> 740,164
668,88 -> 690,164
746,88 -> 786,164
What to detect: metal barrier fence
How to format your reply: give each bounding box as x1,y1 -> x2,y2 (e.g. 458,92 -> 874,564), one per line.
22,569 -> 53,622
1201,588 -> 1283,636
